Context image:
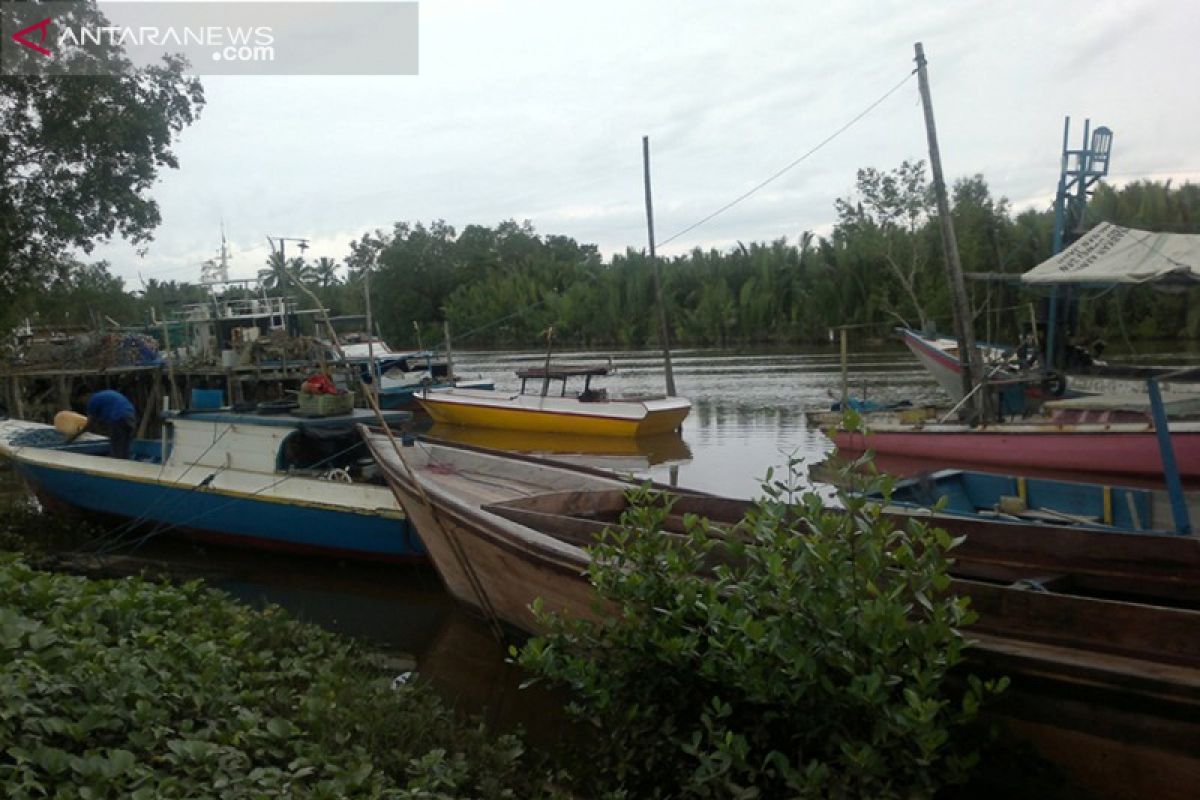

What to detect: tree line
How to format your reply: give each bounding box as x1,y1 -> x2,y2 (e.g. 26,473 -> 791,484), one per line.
5,171 -> 1199,351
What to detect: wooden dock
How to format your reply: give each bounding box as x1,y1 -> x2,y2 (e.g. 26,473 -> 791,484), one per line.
1,360 -> 332,435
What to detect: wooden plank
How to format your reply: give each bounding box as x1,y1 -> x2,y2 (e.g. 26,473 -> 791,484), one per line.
971,633 -> 1200,709
960,579 -> 1200,667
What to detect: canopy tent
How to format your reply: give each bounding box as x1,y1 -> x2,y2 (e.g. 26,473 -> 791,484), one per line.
1020,222 -> 1200,286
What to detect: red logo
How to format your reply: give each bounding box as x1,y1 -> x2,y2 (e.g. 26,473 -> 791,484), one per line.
12,17 -> 53,57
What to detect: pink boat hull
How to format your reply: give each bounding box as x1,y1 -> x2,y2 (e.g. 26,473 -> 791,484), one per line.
831,429 -> 1200,482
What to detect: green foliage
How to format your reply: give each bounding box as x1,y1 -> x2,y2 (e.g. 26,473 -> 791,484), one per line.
0,261 -> 139,334
11,167 -> 1200,347
0,1 -> 205,300
0,557 -> 562,799
518,461 -> 1003,799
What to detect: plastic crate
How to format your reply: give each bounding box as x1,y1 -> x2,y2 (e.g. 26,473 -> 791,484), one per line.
191,388 -> 225,410
297,391 -> 355,417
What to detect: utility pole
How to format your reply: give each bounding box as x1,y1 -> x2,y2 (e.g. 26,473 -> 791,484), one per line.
364,264 -> 377,399
913,42 -> 985,420
267,236 -> 310,276
642,135 -> 677,397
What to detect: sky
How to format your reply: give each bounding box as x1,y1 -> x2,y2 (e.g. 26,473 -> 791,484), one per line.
91,0 -> 1200,287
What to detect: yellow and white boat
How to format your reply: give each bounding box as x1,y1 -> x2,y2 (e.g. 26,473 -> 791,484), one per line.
416,364 -> 691,438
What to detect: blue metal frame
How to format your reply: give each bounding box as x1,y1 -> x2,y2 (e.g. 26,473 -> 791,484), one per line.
1045,117 -> 1113,370
1146,378 -> 1192,535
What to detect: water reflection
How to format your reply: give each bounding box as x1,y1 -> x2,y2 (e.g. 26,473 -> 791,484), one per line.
444,344 -> 947,499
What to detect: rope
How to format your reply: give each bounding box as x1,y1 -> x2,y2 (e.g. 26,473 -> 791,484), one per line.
74,424 -> 233,550
89,437 -> 375,555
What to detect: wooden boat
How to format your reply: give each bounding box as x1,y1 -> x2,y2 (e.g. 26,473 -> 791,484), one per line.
362,430 -> 1200,619
819,392 -> 1200,482
898,327 -> 1018,402
899,326 -> 1200,401
360,431 -> 635,631
416,364 -> 690,437
0,407 -> 423,562
363,432 -> 1200,727
855,467 -> 1199,536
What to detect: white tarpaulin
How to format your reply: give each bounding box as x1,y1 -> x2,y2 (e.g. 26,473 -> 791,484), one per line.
1020,222 -> 1200,285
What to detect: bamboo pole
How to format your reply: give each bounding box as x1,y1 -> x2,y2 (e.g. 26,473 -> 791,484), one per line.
311,291 -> 509,645
914,42 -> 986,421
642,135 -> 677,398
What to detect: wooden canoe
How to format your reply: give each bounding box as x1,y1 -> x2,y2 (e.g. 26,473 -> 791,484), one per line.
360,430 -> 1200,707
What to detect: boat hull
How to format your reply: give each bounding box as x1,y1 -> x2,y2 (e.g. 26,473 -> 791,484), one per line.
11,457 -> 422,563
900,327 -> 971,400
832,428 -> 1200,481
418,390 -> 690,437
386,472 -> 603,633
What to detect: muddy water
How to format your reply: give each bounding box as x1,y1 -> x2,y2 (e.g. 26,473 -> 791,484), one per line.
440,344 -> 941,498
6,343 -> 1192,798
0,342 -> 922,704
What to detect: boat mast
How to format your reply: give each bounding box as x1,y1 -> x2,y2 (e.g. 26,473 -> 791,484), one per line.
642,135 -> 678,398
913,43 -> 984,419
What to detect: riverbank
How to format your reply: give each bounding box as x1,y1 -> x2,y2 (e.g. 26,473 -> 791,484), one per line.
0,543 -> 568,798
1,465 -> 1177,800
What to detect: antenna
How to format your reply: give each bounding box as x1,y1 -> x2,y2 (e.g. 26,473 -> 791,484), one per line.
201,227 -> 231,284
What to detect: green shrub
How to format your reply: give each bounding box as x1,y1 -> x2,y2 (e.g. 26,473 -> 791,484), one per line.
0,556 -> 560,799
518,457 -> 1005,799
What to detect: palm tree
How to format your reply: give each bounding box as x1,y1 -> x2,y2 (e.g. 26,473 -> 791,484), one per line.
313,256 -> 341,289
258,252 -> 315,290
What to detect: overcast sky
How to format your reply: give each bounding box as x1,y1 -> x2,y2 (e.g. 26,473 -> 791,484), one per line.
92,0 -> 1200,287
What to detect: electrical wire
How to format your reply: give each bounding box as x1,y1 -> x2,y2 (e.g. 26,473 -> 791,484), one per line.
655,69 -> 917,250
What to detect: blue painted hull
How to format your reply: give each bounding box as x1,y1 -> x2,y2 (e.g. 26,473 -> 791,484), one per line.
15,461 -> 424,562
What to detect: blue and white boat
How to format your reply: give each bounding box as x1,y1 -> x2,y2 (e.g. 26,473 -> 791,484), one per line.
334,341 -> 493,410
0,407 -> 423,562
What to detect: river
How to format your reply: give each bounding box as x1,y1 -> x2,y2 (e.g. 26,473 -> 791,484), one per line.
1,343 -> 1191,798
441,343 -> 943,498
0,341 -> 928,692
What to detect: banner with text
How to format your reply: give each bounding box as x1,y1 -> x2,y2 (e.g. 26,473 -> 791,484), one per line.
1,2 -> 419,76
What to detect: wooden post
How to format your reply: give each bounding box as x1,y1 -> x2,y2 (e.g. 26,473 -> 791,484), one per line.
914,42 -> 986,420
540,326 -> 555,397
55,375 -> 70,411
642,135 -> 678,398
12,375 -> 24,419
840,327 -> 849,408
137,370 -> 161,439
442,321 -> 455,382
160,317 -> 181,410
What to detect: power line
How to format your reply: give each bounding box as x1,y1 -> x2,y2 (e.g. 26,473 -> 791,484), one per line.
656,69 -> 917,250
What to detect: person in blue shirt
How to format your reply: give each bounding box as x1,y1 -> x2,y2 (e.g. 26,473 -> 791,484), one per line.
80,389 -> 137,459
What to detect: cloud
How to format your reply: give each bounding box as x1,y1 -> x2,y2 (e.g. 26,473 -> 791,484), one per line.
87,0 -> 1200,285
